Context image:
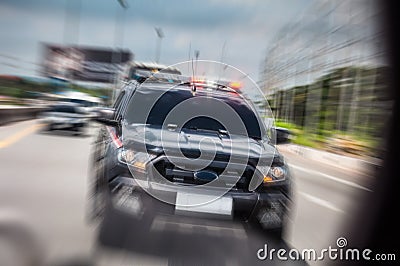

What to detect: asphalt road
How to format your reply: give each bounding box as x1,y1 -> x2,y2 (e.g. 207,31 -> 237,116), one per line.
0,120 -> 374,265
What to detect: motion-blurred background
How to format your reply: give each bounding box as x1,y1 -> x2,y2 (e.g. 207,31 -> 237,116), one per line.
0,0 -> 394,265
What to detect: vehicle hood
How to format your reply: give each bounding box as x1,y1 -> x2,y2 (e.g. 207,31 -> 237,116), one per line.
122,124 -> 280,162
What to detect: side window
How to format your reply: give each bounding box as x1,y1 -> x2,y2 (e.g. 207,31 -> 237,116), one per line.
118,90 -> 131,119
113,91 -> 125,109
128,68 -> 135,80
115,87 -> 135,122
113,91 -> 126,120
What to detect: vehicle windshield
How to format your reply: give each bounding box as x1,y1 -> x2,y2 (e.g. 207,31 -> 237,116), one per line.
124,85 -> 265,140
51,105 -> 83,114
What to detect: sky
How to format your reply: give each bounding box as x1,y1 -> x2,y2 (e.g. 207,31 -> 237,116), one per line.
0,0 -> 313,82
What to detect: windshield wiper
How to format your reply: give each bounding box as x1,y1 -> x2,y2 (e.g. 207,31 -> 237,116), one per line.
182,126 -> 226,134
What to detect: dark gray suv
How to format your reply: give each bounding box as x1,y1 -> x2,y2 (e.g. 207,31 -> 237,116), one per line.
88,77 -> 292,238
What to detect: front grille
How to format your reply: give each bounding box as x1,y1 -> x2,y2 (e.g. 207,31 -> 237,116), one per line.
151,156 -> 255,191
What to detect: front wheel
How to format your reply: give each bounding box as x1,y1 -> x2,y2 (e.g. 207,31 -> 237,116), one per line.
268,227 -> 283,240
73,126 -> 83,136
86,181 -> 109,224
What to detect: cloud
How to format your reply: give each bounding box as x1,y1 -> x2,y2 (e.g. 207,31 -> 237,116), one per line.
0,0 -> 313,79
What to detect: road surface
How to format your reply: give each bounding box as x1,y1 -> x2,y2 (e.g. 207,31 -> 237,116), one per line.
0,120 -> 374,265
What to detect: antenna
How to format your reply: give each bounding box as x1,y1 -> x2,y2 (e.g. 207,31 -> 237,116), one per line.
194,50 -> 200,75
187,42 -> 191,72
220,40 -> 226,63
191,58 -> 196,94
217,41 -> 227,83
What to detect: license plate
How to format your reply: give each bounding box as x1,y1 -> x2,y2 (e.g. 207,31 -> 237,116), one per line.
175,192 -> 233,217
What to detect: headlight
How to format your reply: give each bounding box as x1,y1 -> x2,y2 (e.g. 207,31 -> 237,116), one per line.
118,149 -> 156,172
256,165 -> 286,183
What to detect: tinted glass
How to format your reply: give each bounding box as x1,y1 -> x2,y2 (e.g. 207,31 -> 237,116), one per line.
125,86 -> 264,139
51,105 -> 83,114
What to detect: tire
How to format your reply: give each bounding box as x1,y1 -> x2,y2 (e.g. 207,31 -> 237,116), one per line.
86,159 -> 109,224
86,184 -> 108,224
244,219 -> 284,240
73,126 -> 83,136
269,227 -> 283,240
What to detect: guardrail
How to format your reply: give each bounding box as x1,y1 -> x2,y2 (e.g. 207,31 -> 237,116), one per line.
0,106 -> 47,126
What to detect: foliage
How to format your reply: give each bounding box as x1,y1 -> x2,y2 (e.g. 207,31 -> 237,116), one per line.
267,66 -> 390,157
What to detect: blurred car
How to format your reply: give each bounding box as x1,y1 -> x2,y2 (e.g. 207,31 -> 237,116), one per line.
58,91 -> 104,118
88,77 -> 292,238
122,61 -> 182,83
41,103 -> 88,135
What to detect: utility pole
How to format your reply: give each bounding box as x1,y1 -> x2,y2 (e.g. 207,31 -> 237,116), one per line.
194,50 -> 200,75
155,27 -> 164,63
111,0 -> 128,103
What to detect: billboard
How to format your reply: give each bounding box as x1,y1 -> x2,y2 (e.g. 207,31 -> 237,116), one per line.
42,44 -> 133,83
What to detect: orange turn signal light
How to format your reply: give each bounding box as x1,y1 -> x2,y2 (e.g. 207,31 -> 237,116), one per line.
263,176 -> 273,183
229,81 -> 242,90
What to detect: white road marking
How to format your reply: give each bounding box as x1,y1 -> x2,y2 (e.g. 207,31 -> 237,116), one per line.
150,218 -> 247,239
289,164 -> 372,192
299,192 -> 344,213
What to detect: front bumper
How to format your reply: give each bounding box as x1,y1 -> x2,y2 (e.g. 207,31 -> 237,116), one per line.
107,175 -> 290,228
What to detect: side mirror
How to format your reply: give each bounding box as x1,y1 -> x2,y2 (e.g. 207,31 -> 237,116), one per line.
93,107 -> 118,127
274,127 -> 291,144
